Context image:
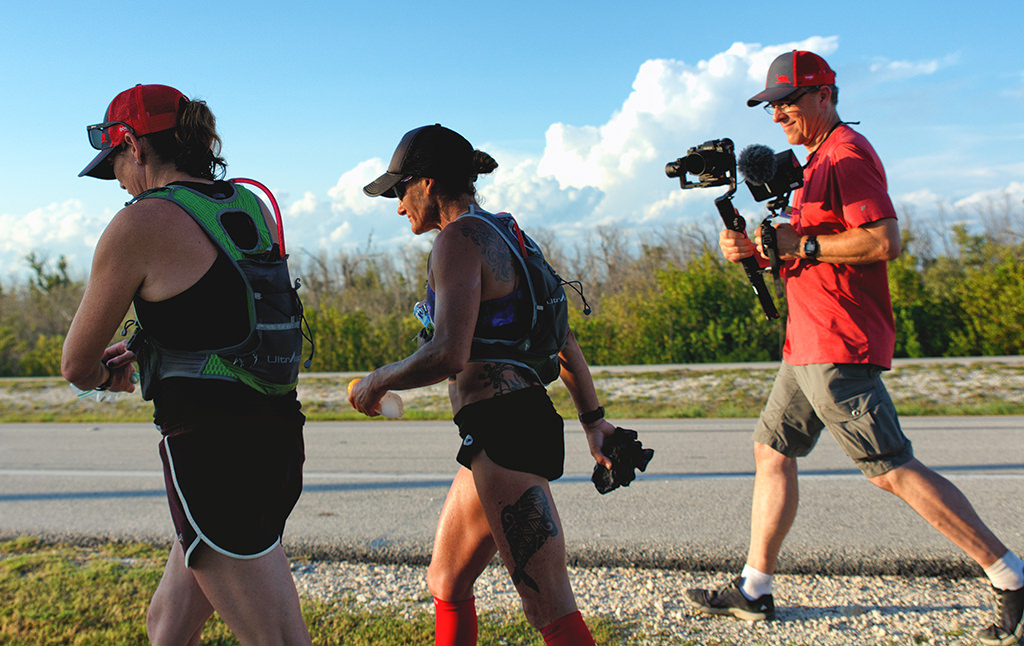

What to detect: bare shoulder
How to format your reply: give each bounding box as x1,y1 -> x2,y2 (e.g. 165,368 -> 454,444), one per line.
99,193 -> 218,301
110,195 -> 205,246
438,216 -> 514,284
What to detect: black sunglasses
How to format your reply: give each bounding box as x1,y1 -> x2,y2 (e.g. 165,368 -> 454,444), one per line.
86,121 -> 135,150
764,87 -> 818,115
394,175 -> 416,200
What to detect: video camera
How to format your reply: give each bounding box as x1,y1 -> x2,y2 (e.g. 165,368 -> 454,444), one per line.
665,137 -> 796,321
666,138 -> 737,190
739,145 -> 803,211
736,144 -> 804,277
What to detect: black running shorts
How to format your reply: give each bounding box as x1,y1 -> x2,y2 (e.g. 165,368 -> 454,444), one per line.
158,411 -> 305,567
453,386 -> 565,481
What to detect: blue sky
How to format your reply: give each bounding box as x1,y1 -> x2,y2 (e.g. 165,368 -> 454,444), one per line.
3,0 -> 1023,281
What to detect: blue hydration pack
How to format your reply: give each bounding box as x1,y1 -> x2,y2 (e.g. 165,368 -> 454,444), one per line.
460,208 -> 571,385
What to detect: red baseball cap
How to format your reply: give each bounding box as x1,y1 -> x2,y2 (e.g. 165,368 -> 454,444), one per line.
79,84 -> 187,179
747,50 -> 836,107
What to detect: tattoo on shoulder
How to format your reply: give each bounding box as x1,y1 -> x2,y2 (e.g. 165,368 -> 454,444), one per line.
501,485 -> 559,593
458,221 -> 514,283
479,364 -> 530,395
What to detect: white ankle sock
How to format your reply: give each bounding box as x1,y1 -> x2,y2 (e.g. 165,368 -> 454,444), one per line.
985,551 -> 1024,591
740,564 -> 773,600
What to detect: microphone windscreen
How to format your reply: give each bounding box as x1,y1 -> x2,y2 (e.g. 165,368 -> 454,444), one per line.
738,144 -> 776,185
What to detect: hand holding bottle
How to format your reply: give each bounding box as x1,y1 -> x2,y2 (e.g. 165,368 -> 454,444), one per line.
347,378 -> 403,418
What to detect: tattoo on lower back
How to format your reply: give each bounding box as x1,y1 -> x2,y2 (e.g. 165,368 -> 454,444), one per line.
501,485 -> 559,593
480,364 -> 529,395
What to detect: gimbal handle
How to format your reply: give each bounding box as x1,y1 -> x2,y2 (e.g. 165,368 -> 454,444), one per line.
715,191 -> 780,321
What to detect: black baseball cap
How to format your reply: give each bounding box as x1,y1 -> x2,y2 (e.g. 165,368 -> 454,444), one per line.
363,124 -> 474,198
747,50 -> 836,107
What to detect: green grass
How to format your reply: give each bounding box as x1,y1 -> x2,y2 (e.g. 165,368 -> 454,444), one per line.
2,361 -> 1023,424
0,537 -> 632,646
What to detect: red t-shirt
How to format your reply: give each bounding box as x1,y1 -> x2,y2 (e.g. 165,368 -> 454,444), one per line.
783,124 -> 897,368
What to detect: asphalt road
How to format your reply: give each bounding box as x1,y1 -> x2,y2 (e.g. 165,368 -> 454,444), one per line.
1,417 -> 1021,576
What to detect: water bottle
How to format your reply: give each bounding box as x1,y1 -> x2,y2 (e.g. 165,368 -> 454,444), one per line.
348,378 -> 404,419
70,384 -> 119,403
70,371 -> 139,403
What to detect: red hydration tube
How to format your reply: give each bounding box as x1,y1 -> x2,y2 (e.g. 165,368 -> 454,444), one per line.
231,177 -> 286,257
502,211 -> 528,257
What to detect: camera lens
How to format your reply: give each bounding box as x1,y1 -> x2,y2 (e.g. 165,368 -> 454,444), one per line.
684,152 -> 710,176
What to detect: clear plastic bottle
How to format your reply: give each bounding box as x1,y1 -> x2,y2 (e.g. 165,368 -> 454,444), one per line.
348,378 -> 404,419
69,371 -> 139,403
70,384 -> 119,403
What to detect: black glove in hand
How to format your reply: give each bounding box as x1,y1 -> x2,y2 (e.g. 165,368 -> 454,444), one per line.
591,427 -> 654,494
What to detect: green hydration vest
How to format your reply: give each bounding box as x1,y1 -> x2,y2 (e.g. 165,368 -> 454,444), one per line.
128,183 -> 304,399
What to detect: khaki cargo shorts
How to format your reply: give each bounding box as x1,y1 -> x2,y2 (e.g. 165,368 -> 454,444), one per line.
753,362 -> 913,477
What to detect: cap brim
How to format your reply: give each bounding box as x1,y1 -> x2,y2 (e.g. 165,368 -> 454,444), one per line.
79,147 -> 117,179
363,171 -> 403,198
747,85 -> 798,107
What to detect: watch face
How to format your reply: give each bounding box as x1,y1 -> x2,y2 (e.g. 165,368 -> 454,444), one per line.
805,238 -> 819,257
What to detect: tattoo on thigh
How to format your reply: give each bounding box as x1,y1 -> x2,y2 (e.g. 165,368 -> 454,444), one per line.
500,485 -> 559,593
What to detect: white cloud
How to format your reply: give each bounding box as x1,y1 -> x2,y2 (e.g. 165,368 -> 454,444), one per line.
868,53 -> 959,80
327,221 -> 354,244
0,199 -> 111,282
289,33 -> 1016,260
9,36 -> 1020,285
952,181 -> 1024,212
287,191 -> 319,217
327,158 -> 389,217
894,188 -> 944,209
478,158 -> 602,233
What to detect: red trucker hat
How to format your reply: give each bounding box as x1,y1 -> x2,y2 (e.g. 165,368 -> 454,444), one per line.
747,50 -> 836,107
79,84 -> 187,179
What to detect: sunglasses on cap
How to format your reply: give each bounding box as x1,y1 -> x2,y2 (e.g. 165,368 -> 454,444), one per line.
86,121 -> 135,150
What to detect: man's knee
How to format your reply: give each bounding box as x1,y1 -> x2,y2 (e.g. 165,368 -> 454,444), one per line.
866,457 -> 923,494
754,441 -> 796,471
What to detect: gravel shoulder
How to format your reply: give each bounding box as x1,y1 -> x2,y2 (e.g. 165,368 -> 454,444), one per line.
285,357 -> 1022,645
4,358 -> 1021,644
3,356 -> 1022,422
291,560 -> 997,645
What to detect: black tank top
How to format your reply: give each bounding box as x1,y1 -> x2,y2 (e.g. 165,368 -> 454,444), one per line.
132,181 -> 299,426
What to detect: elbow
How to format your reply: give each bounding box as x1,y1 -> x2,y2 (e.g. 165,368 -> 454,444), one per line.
438,353 -> 468,376
878,219 -> 901,261
61,354 -> 93,385
881,236 -> 901,261
60,339 -> 100,386
429,341 -> 470,376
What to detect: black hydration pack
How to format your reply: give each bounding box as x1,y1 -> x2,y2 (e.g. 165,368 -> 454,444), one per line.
127,182 -> 306,400
460,207 -> 571,385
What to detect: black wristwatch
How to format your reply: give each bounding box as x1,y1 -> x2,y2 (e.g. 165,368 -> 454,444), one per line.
803,235 -> 820,259
95,365 -> 114,391
579,406 -> 605,425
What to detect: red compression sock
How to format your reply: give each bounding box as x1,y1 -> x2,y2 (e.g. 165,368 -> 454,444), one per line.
540,610 -> 596,646
433,596 -> 477,646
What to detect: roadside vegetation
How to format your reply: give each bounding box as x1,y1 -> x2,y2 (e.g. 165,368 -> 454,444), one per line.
1,201 -> 1021,423
2,202 -> 1021,379
0,537 -> 631,646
